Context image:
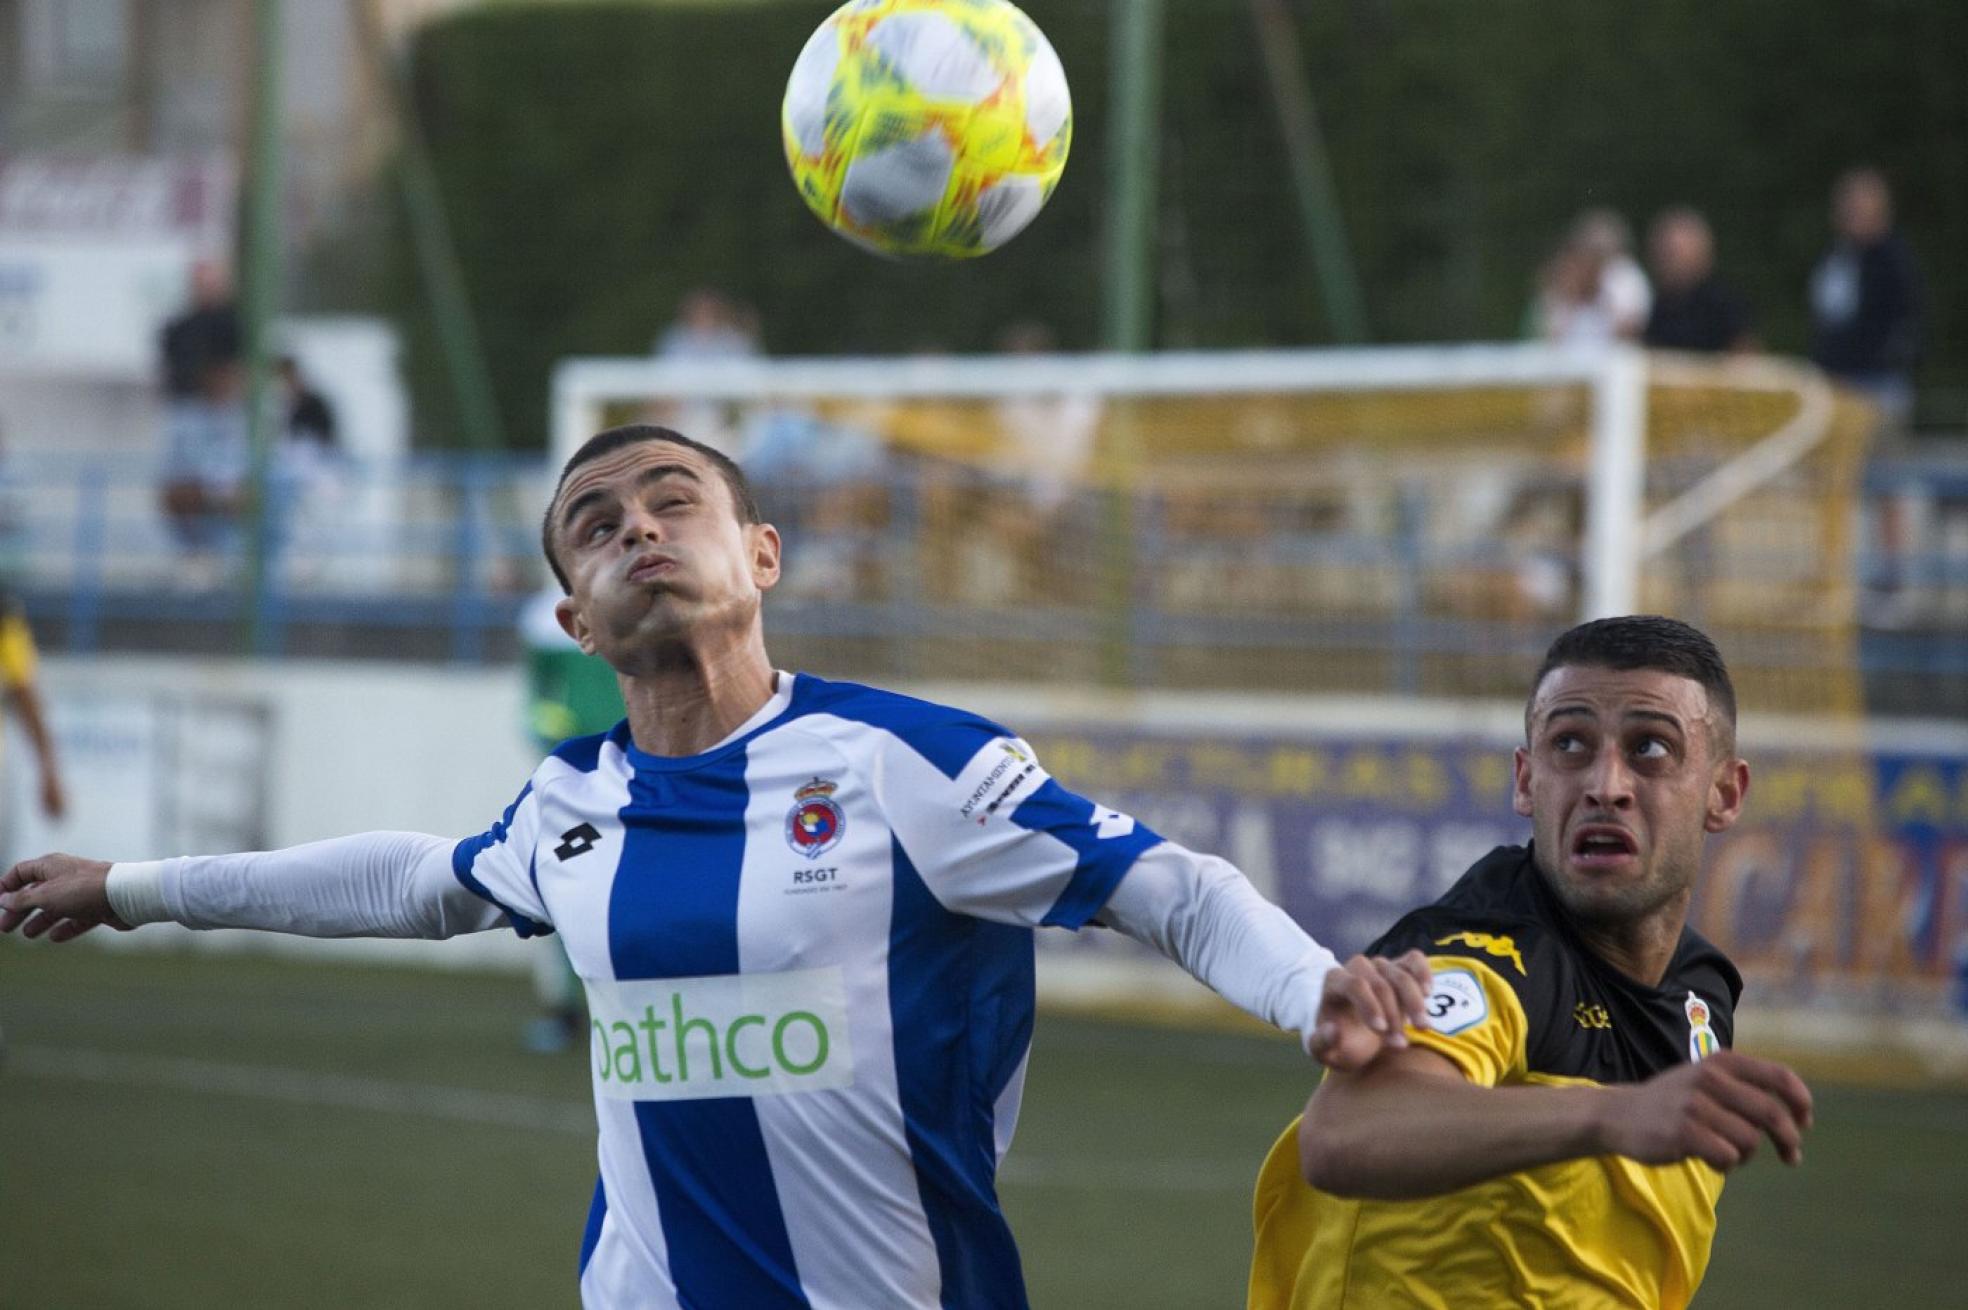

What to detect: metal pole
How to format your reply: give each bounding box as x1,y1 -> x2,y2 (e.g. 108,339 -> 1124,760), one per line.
1102,0 -> 1164,352
240,0 -> 285,654
356,0 -> 507,452
1249,0 -> 1368,343
1097,0 -> 1164,685
1584,346 -> 1647,619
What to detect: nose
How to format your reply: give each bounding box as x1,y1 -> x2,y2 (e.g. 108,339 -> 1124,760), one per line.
1582,750 -> 1636,811
618,504 -> 664,547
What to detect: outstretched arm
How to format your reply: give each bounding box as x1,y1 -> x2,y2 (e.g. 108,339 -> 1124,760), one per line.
1097,844 -> 1432,1070
1298,1044 -> 1813,1200
0,833 -> 505,944
4,683 -> 64,820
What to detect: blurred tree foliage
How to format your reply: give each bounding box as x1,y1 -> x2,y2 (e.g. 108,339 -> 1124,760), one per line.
383,0 -> 1965,448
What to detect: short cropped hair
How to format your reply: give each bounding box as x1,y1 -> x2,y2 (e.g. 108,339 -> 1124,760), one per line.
540,424 -> 761,592
1526,615 -> 1738,753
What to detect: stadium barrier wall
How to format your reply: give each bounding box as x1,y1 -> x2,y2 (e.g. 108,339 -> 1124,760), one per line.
23,658 -> 1968,1080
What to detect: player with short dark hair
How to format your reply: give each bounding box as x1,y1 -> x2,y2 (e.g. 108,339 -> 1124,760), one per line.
5,423 -> 1430,1310
1250,614 -> 1813,1310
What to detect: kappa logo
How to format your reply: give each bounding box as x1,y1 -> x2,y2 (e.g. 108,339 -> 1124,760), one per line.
1435,931 -> 1527,977
555,822 -> 602,861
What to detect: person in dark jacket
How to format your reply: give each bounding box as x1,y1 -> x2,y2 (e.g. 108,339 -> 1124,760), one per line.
1809,167 -> 1921,426
1644,208 -> 1755,355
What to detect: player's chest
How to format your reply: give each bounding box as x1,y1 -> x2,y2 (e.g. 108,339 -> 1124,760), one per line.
1550,975 -> 1731,1084
531,762 -> 895,977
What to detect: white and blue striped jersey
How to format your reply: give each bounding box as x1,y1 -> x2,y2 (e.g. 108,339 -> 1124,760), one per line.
452,674 -> 1164,1309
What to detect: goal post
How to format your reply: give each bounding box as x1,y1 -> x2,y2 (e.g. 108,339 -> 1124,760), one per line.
550,341 -> 1864,716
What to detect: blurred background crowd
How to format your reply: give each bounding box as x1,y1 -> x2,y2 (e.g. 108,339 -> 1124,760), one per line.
0,1 -> 1959,708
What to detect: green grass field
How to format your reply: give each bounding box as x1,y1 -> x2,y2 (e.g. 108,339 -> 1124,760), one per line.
3,940 -> 1962,1308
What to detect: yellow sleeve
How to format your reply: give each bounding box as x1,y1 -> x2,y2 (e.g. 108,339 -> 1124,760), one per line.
0,613 -> 38,690
1404,954 -> 1530,1087
1248,1115 -> 1313,1310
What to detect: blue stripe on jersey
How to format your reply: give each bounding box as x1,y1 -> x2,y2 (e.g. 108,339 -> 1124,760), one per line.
607,756 -> 810,1310
578,1175 -> 607,1276
1013,779 -> 1164,929
452,781 -> 552,937
797,677 -> 1159,929
888,837 -> 1032,1309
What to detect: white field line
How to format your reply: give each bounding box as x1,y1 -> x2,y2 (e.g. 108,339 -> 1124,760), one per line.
5,1045 -> 1259,1192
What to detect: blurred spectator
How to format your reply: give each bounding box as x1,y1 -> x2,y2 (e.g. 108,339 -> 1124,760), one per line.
650,287 -> 762,453
1533,209 -> 1651,347
1810,167 -> 1922,427
279,356 -> 338,452
157,260 -> 248,570
270,356 -> 346,581
1643,207 -> 1756,354
958,320 -> 1102,603
653,287 -> 761,363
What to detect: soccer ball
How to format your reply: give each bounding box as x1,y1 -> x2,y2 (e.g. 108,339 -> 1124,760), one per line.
781,0 -> 1072,259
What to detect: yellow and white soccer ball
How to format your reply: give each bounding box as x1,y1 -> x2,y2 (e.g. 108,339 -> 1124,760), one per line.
781,0 -> 1072,259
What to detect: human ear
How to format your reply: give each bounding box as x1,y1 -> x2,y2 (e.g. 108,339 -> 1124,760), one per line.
751,523 -> 782,590
1511,746 -> 1535,819
1705,758 -> 1749,833
556,597 -> 596,656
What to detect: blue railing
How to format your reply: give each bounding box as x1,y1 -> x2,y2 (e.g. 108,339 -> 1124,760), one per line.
2,451 -> 1962,688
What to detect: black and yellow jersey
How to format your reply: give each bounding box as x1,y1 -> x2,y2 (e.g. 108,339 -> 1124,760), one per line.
1251,844 -> 1743,1310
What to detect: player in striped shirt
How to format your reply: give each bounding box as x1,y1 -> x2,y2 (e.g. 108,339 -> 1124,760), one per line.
3,424 -> 1430,1309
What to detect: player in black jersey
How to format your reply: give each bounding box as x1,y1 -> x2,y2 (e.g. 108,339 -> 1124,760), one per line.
1251,615 -> 1814,1310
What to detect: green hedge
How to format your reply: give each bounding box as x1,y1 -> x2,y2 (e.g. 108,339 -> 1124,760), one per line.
392,0 -> 1964,447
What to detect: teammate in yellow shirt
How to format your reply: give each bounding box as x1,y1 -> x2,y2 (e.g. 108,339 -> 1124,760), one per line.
0,590 -> 63,826
1251,615 -> 1814,1310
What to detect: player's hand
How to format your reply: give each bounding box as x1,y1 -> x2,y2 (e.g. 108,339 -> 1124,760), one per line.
1600,1048 -> 1814,1170
1309,951 -> 1433,1072
0,853 -> 124,942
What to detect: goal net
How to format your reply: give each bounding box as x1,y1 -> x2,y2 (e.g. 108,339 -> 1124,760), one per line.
550,343 -> 1870,719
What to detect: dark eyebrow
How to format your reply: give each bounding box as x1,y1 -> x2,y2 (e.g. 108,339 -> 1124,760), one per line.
557,463 -> 702,535
1543,704 -> 1686,734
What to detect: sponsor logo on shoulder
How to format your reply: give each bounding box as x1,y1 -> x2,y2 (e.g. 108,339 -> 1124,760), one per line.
957,737 -> 1049,825
785,777 -> 845,858
1684,991 -> 1718,1062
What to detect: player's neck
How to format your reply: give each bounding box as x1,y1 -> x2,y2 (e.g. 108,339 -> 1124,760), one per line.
618,639 -> 778,758
1571,892 -> 1689,989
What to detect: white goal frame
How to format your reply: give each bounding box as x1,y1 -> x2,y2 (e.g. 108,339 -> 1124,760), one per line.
551,342 -> 1836,626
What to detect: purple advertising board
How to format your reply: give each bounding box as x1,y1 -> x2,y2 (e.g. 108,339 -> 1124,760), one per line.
1024,721 -> 1968,1006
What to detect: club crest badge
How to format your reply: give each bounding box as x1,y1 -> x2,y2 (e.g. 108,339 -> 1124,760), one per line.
1685,991 -> 1718,1063
786,778 -> 845,858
